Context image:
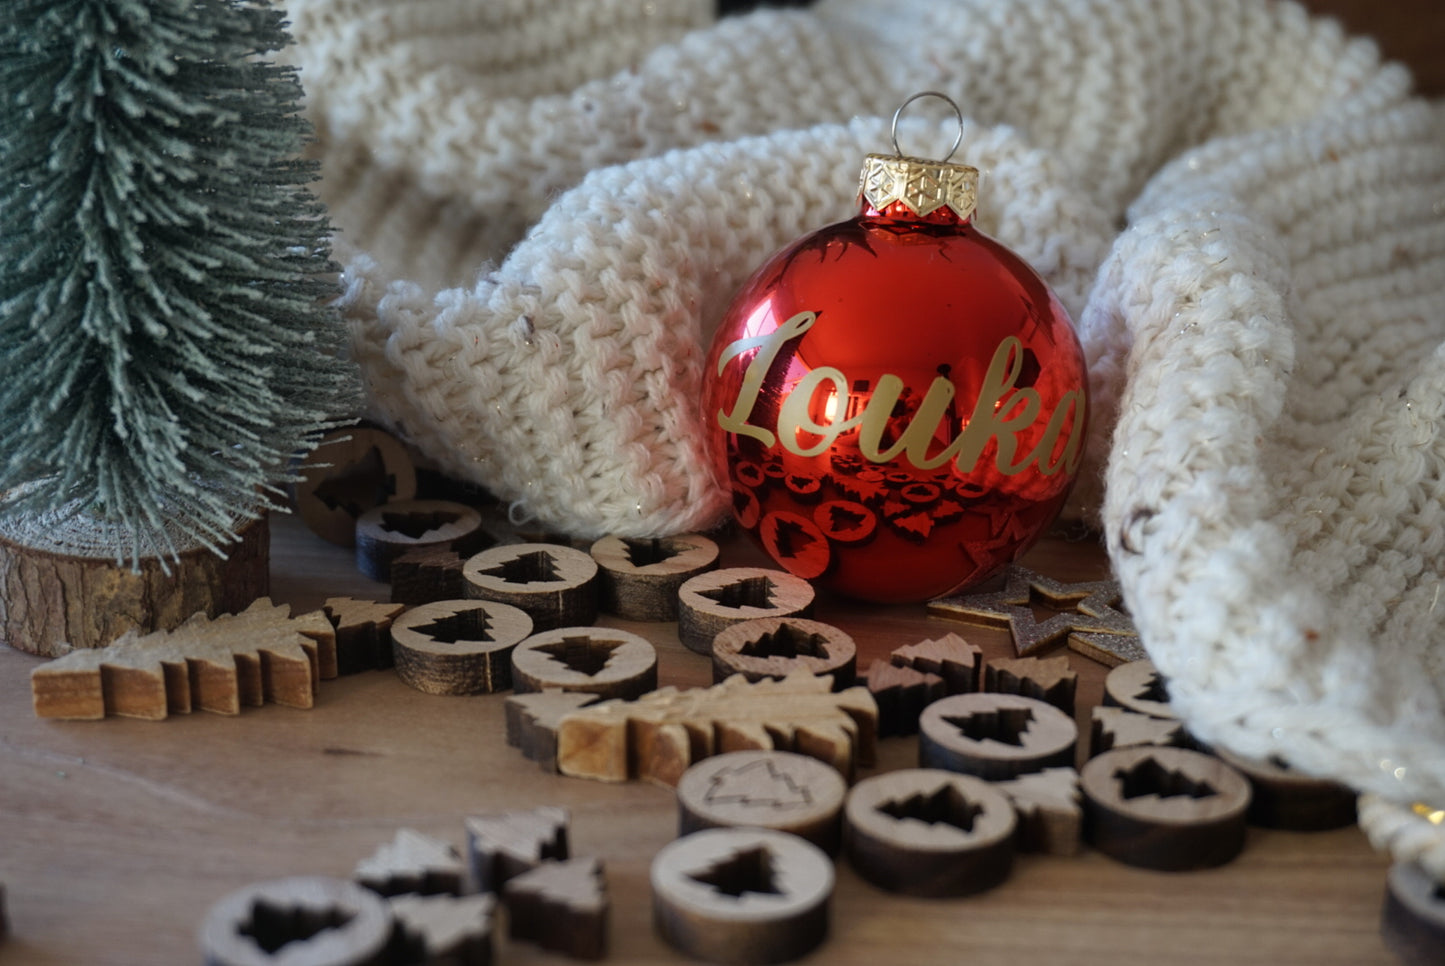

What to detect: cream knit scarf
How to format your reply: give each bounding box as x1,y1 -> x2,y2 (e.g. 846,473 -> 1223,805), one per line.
283,0 -> 1445,875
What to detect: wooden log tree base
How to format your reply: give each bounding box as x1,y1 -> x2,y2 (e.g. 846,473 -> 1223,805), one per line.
556,670 -> 878,787
589,533 -> 720,621
0,510 -> 269,657
198,875 -> 393,966
993,768 -> 1084,856
390,545 -> 467,606
31,598 -> 332,720
1081,746 -> 1252,872
651,827 -> 834,966
323,597 -> 406,675
465,807 -> 570,896
984,654 -> 1078,713
391,600 -> 534,696
503,856 -> 609,961
918,693 -> 1078,781
388,893 -> 495,966
675,750 -> 848,856
1213,748 -> 1359,831
462,543 -> 599,631
711,617 -> 856,689
890,632 -> 981,694
504,690 -> 600,772
291,426 -> 418,548
861,659 -> 944,738
676,567 -> 815,656
1102,659 -> 1178,719
843,769 -> 1016,898
1382,860 -> 1445,966
355,500 -> 488,583
354,828 -> 467,898
1090,706 -> 1187,758
510,626 -> 658,701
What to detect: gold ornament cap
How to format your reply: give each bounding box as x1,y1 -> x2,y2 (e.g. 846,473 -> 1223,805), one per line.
860,91 -> 979,220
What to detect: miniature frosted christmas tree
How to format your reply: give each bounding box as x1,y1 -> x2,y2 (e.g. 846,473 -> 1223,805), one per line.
0,0 -> 355,562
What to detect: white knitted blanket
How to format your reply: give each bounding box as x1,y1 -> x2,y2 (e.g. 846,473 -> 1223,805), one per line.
283,0 -> 1445,871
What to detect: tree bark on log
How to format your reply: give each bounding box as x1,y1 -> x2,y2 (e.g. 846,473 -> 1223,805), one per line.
0,515 -> 270,657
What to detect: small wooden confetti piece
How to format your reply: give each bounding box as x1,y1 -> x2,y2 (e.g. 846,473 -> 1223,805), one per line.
388,893 -> 495,966
984,655 -> 1078,714
676,750 -> 848,856
1213,748 -> 1358,831
890,633 -> 981,694
355,499 -> 487,583
1090,706 -> 1186,757
503,857 -> 608,961
390,545 -> 467,607
465,807 -> 569,895
676,568 -> 816,656
323,597 -> 406,675
844,769 -> 1016,897
291,425 -> 417,548
652,828 -> 833,966
711,617 -> 856,689
993,767 -> 1083,855
391,600 -> 534,696
504,690 -> 601,772
354,828 -> 467,898
1102,659 -> 1177,719
198,876 -> 392,966
462,543 -> 599,631
862,659 -> 944,738
589,534 -> 719,621
510,627 -> 657,701
918,693 -> 1077,781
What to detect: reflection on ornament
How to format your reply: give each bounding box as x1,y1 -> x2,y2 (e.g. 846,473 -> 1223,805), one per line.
700,94 -> 1089,603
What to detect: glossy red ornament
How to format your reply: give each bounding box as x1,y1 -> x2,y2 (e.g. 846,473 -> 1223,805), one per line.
701,126 -> 1088,603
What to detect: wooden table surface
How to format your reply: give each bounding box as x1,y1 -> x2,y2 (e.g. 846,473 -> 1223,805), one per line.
0,512 -> 1396,965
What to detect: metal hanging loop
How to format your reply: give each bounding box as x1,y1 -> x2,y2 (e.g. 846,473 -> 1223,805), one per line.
889,91 -> 965,163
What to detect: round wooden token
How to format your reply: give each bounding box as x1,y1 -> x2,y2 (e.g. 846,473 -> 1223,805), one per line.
651,827 -> 833,966
462,543 -> 599,631
676,750 -> 848,856
589,534 -> 720,621
676,567 -> 815,656
354,499 -> 484,583
511,626 -> 658,701
291,426 -> 417,548
918,693 -> 1078,780
1102,659 -> 1177,719
844,768 -> 1016,897
1081,746 -> 1252,871
392,599 -> 534,695
198,875 -> 392,966
1382,860 -> 1445,965
711,617 -> 856,689
1213,748 -> 1358,830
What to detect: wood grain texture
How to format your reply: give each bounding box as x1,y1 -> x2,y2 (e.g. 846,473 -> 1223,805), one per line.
590,534 -> 719,621
0,512 -> 1403,965
710,617 -> 855,688
462,543 -> 599,631
843,769 -> 1016,897
388,893 -> 495,966
355,500 -> 487,584
676,567 -> 814,655
651,828 -> 833,966
354,828 -> 466,898
556,670 -> 877,787
0,513 -> 269,657
198,876 -> 392,966
503,856 -> 608,961
391,600 -> 534,696
291,426 -> 417,548
30,598 -> 328,719
1081,746 -> 1252,871
918,693 -> 1077,781
675,750 -> 848,855
510,627 -> 658,701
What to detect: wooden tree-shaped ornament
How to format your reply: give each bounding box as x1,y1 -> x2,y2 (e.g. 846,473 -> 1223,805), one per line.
0,0 -> 355,653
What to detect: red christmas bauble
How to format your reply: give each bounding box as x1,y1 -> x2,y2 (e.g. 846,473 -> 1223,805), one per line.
701,148 -> 1088,603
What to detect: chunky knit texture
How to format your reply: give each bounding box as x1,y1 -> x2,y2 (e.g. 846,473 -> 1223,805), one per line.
284,0 -> 1445,866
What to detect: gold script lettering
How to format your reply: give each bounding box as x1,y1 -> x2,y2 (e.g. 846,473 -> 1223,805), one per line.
714,313 -> 1084,478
